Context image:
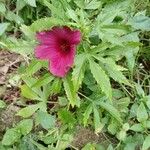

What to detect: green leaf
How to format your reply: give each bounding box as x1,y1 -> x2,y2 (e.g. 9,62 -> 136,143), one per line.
22,76 -> 42,95
135,83 -> 145,97
72,54 -> 86,91
83,104 -> 93,126
16,119 -> 33,135
96,101 -> 122,124
142,135 -> 150,150
29,17 -> 63,32
16,0 -> 26,11
108,119 -> 119,135
85,0 -> 101,10
0,2 -> 6,14
128,11 -> 150,31
6,38 -> 35,55
94,56 -> 131,86
93,105 -> 103,134
0,100 -> 6,108
58,97 -> 68,106
32,73 -> 54,88
23,0 -> 36,7
26,60 -> 43,76
58,109 -> 76,126
66,8 -> 78,22
137,102 -> 148,122
42,0 -> 65,19
16,104 -> 39,118
6,11 -> 23,24
0,23 -> 9,36
130,123 -> 144,132
36,111 -> 55,130
116,97 -> 130,110
2,128 -> 21,146
89,59 -> 112,99
21,84 -> 41,100
63,76 -> 80,107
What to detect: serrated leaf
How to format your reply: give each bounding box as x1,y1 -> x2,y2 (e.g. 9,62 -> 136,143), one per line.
83,104 -> 93,126
23,0 -> 36,7
29,17 -> 63,32
128,11 -> 150,31
85,0 -> 101,10
63,76 -> 80,107
89,59 -> 112,99
142,135 -> 150,150
0,23 -> 9,36
36,111 -> 55,130
94,56 -> 131,86
66,8 -> 78,22
16,104 -> 39,118
93,105 -> 103,134
16,119 -> 33,135
6,38 -> 35,55
42,0 -> 65,19
0,2 -> 6,14
32,73 -> 54,87
0,100 -> 6,108
137,102 -> 148,122
2,128 -> 21,146
6,11 -> 23,24
21,84 -> 41,100
58,109 -> 76,126
26,60 -> 42,76
16,0 -> 26,11
96,101 -> 122,124
72,54 -> 86,91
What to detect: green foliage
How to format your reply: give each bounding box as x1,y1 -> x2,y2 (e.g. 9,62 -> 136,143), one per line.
0,0 -> 150,149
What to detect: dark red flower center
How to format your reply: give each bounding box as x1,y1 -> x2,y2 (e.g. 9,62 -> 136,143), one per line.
60,40 -> 70,52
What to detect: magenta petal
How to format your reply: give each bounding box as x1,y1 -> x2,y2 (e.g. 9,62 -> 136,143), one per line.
35,45 -> 58,60
35,26 -> 81,77
36,31 -> 57,45
49,47 -> 75,77
70,30 -> 81,45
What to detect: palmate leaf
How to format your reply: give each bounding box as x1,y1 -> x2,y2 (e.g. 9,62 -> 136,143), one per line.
94,56 -> 131,86
89,58 -> 112,100
72,54 -> 87,91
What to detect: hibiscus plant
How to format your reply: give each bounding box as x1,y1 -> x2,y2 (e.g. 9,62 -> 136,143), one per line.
0,0 -> 150,149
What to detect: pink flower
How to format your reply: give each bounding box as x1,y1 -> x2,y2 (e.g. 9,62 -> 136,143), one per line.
35,26 -> 81,77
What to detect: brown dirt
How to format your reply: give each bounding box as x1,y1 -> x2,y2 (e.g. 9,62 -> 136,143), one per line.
71,126 -> 112,149
0,50 -> 22,103
0,50 -> 22,139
